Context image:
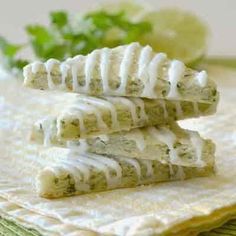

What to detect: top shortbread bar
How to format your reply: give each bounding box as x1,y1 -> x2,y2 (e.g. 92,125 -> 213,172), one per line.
23,42 -> 217,103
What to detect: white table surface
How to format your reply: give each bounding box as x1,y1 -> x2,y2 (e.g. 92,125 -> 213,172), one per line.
0,0 -> 235,57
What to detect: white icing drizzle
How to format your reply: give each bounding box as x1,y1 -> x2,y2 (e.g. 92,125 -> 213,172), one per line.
97,134 -> 109,142
175,101 -> 183,118
116,42 -> 139,94
141,160 -> 153,177
75,155 -> 106,179
130,98 -> 148,121
116,156 -> 141,182
71,60 -> 79,92
89,154 -> 122,186
31,61 -> 42,74
197,70 -> 208,87
66,141 -> 80,149
138,45 -> 152,78
67,139 -> 88,153
84,50 -> 99,92
110,97 -> 139,124
60,160 -> 90,191
159,100 -> 168,119
70,56 -> 83,92
142,53 -> 167,97
100,48 -> 111,93
189,131 -> 205,167
23,64 -> 31,79
168,163 -> 174,178
25,43 -> 210,102
57,157 -> 91,191
77,154 -> 115,187
42,166 -> 61,178
77,96 -> 119,129
147,127 -> 180,163
124,128 -> 146,151
71,159 -> 91,183
59,63 -> 69,89
193,102 -> 199,115
73,101 -> 107,130
50,163 -> 72,177
167,60 -> 185,98
63,106 -> 86,135
37,117 -> 54,146
45,59 -> 59,89
176,166 -> 186,180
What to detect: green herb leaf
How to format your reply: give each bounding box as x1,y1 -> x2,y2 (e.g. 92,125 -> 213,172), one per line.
26,25 -> 55,44
84,10 -> 152,49
11,59 -> 29,70
50,11 -> 68,28
25,24 -> 65,60
1,9 -> 153,73
0,36 -> 27,73
0,36 -> 23,58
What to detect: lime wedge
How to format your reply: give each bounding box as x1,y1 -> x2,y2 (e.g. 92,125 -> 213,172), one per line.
140,9 -> 208,64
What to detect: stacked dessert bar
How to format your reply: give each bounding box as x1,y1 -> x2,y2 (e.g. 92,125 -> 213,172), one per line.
23,42 -> 218,198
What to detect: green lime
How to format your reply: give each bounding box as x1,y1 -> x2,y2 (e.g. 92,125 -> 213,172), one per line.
140,8 -> 208,65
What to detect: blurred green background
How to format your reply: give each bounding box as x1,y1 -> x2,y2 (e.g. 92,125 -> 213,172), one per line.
0,0 -> 235,73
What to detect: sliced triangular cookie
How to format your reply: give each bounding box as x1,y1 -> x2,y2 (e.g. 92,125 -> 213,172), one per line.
37,149 -> 215,198
32,120 -> 215,168
31,95 -> 217,140
23,42 -> 218,103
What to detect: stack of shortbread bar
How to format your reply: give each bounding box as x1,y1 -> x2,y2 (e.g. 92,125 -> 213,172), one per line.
23,42 -> 218,198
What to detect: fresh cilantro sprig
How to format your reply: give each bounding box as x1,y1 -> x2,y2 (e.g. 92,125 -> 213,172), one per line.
0,10 -> 152,73
83,11 -> 152,49
27,10 -> 152,58
0,37 -> 29,71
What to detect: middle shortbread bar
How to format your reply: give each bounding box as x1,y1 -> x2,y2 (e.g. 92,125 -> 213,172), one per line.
34,95 -> 217,140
